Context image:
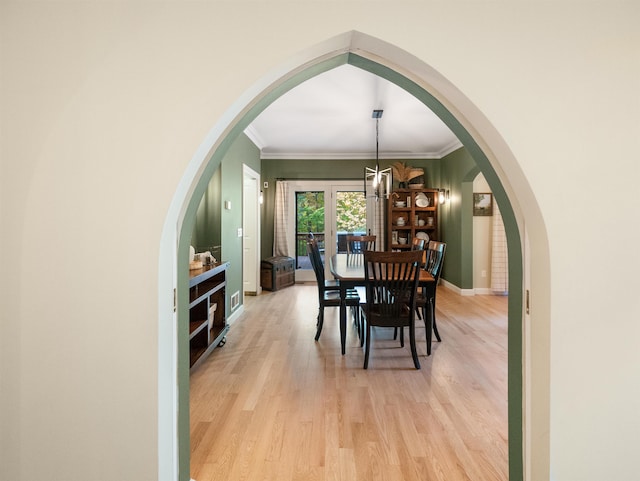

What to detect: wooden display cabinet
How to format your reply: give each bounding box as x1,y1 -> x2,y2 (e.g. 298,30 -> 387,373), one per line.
387,188 -> 439,250
188,261 -> 230,371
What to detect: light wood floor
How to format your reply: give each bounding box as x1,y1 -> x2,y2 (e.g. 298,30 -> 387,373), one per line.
190,284 -> 509,481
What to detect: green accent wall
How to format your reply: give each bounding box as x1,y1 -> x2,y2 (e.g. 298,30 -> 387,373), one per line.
439,147 -> 478,289
191,168 -> 221,251
221,134 -> 261,313
260,157 -> 440,259
191,133 -> 261,318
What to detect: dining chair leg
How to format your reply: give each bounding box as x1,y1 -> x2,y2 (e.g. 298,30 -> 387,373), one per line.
339,303 -> 347,355
409,323 -> 421,369
364,323 -> 372,369
354,306 -> 364,343
315,307 -> 324,341
424,300 -> 433,355
393,327 -> 408,346
432,300 -> 442,342
420,299 -> 440,353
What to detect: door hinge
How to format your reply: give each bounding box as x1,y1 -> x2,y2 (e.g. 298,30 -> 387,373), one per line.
173,288 -> 177,312
525,289 -> 530,315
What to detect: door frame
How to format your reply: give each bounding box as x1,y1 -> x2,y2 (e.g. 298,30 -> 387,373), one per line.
287,180 -> 365,282
242,164 -> 261,296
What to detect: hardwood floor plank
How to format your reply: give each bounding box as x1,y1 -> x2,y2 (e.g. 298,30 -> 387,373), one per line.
190,284 -> 508,481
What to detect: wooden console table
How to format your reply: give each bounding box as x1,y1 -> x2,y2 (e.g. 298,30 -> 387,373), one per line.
188,261 -> 230,371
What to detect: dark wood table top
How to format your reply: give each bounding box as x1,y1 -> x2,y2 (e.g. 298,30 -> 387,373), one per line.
330,253 -> 434,284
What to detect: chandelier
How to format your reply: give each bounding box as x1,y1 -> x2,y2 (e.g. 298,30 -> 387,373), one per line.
364,109 -> 391,200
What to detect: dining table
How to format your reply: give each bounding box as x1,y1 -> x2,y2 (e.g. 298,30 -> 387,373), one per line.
329,253 -> 435,355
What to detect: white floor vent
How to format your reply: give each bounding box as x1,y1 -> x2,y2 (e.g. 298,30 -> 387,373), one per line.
230,291 -> 240,310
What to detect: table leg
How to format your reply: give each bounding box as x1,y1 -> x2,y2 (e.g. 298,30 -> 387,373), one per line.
340,287 -> 347,355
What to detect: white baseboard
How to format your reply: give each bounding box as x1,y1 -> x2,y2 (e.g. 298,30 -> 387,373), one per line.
441,279 -> 475,296
474,287 -> 512,296
474,287 -> 492,295
441,279 -> 508,296
227,304 -> 245,326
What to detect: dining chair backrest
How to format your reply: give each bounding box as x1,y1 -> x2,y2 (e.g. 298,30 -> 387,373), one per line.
411,238 -> 426,251
346,235 -> 376,255
411,237 -> 427,267
424,240 -> 447,281
363,250 -> 423,323
306,235 -> 326,288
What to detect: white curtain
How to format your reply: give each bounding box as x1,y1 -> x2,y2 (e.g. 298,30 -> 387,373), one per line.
490,198 -> 508,294
273,180 -> 289,257
365,180 -> 386,250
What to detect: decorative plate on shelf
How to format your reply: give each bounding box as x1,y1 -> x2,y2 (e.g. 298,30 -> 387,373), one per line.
416,232 -> 430,241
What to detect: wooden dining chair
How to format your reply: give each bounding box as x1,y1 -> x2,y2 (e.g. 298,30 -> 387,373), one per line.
361,250 -> 423,369
306,236 -> 360,342
390,235 -> 427,344
415,240 -> 447,354
307,233 -> 339,291
345,235 -> 376,255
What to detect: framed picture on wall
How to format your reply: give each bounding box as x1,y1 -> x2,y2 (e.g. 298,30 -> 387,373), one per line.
473,193 -> 493,216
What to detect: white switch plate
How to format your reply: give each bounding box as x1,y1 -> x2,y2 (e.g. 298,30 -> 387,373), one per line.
237,228 -> 243,237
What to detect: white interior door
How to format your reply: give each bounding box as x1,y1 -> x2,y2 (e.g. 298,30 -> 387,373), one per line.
242,165 -> 261,295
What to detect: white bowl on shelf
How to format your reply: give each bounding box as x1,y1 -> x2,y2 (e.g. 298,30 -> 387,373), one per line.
415,193 -> 430,207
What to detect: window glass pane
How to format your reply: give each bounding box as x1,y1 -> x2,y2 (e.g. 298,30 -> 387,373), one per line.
335,191 -> 366,253
295,191 -> 325,268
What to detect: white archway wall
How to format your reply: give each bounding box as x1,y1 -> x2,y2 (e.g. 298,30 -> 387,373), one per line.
3,3 -> 639,481
172,30 -> 536,481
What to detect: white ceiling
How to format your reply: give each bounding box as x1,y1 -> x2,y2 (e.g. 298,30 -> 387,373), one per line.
245,64 -> 461,160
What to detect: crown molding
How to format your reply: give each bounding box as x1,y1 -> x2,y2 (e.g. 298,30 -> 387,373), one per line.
259,149 -> 459,161
244,126 -> 464,161
435,139 -> 464,157
243,125 -> 266,150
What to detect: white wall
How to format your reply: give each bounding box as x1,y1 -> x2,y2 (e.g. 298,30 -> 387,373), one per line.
2,2 -> 640,481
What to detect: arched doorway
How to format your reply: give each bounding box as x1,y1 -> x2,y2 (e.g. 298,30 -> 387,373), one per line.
159,31 -> 550,481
